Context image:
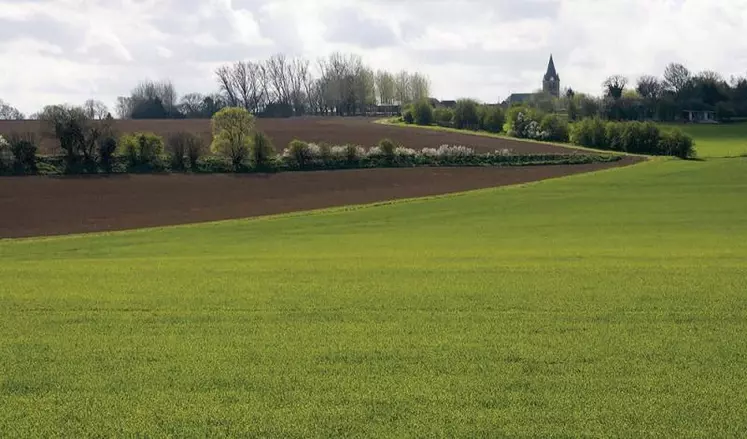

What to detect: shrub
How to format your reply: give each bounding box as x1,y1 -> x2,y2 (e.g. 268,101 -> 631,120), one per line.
210,107 -> 255,170
315,142 -> 333,164
605,121 -> 625,151
166,132 -> 197,171
119,132 -> 165,168
432,145 -> 475,160
98,136 -> 117,173
433,107 -> 454,127
454,99 -> 480,130
0,135 -> 11,173
659,129 -> 695,159
539,114 -> 569,142
506,106 -> 547,140
377,138 -> 397,159
332,144 -> 364,163
196,155 -> 233,173
166,132 -> 206,171
186,135 -> 206,170
479,106 -> 505,133
5,132 -> 37,173
251,131 -> 276,169
285,139 -> 312,169
621,121 -> 660,154
38,105 -> 113,171
402,109 -> 414,124
412,99 -> 434,126
570,117 -> 607,148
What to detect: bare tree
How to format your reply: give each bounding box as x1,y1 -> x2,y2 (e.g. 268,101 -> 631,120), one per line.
121,79 -> 179,118
215,61 -> 268,113
265,53 -> 291,105
0,99 -> 25,120
395,70 -> 411,105
214,52 -> 431,116
353,65 -> 376,114
375,70 -> 395,105
216,65 -> 239,107
697,70 -> 724,84
179,93 -> 205,118
410,72 -> 431,101
115,97 -> 135,119
288,57 -> 310,115
663,63 -> 691,94
636,75 -> 663,100
603,75 -> 628,99
83,99 -> 109,119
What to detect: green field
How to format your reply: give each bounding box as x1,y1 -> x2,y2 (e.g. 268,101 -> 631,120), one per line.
2,147 -> 747,434
661,122 -> 747,158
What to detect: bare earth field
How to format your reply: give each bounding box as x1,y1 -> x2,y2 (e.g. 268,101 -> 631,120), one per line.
0,117 -> 639,238
0,117 -> 583,155
0,158 -> 639,239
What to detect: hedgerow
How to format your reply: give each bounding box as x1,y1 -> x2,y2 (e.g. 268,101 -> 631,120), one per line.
1,132 -> 622,176
0,133 -> 38,174
570,119 -> 694,157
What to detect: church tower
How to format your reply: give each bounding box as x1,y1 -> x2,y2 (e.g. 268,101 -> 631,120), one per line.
542,55 -> 560,97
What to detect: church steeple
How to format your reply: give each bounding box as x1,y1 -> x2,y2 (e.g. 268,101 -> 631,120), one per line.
542,54 -> 560,97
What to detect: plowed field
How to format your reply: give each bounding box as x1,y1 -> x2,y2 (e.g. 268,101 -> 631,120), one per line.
0,117 -> 583,155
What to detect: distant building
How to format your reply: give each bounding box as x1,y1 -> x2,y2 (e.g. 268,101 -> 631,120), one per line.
503,55 -> 562,106
683,109 -> 717,123
542,55 -> 560,97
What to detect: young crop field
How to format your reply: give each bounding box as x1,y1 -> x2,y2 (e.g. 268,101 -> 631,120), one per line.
659,121 -> 747,158
1,123 -> 746,437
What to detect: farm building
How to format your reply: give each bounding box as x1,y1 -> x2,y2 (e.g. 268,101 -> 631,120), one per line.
683,110 -> 717,123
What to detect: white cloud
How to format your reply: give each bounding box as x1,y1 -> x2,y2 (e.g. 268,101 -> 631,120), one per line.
0,0 -> 746,114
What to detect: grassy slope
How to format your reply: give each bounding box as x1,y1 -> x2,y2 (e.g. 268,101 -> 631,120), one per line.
2,155 -> 747,437
660,122 -> 747,158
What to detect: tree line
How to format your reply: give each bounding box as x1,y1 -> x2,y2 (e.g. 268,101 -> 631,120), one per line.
523,62 -> 747,122
2,59 -> 745,123
0,51 -> 432,121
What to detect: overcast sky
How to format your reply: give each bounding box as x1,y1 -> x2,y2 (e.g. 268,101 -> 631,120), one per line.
1,0 -> 746,115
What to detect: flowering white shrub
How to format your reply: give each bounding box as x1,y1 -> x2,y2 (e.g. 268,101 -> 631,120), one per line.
417,145 -> 475,159
421,147 -> 439,158
510,111 -> 550,140
492,148 -> 512,157
367,146 -> 383,157
523,120 -> 550,140
394,146 -> 417,157
435,144 -> 475,158
307,143 -> 322,158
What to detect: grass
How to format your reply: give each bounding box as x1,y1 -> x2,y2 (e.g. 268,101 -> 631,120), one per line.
659,122 -> 747,158
2,152 -> 747,437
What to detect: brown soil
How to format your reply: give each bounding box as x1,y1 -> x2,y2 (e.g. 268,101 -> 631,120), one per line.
0,157 -> 640,239
0,117 -> 584,155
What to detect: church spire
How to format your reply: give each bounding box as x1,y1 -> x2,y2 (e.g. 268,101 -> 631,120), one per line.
542,54 -> 560,97
544,54 -> 559,81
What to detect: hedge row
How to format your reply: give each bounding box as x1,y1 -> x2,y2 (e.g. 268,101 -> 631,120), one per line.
400,102 -> 696,159
0,135 -> 620,176
569,117 -> 694,158
403,99 -> 506,133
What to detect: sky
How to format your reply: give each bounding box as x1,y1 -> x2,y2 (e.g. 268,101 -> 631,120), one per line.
1,0 -> 746,115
